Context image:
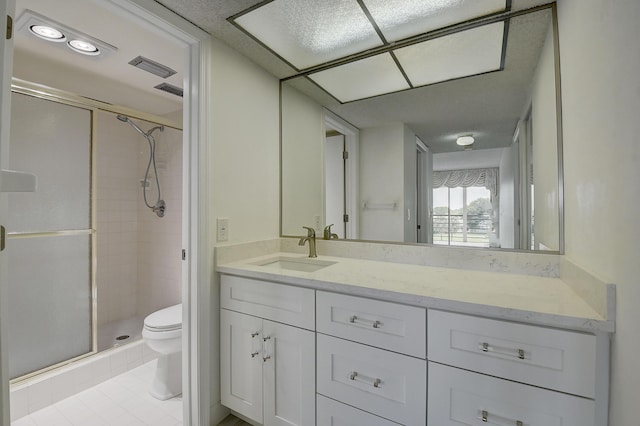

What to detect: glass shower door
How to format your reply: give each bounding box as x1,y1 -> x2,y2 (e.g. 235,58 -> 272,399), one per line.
7,92 -> 93,379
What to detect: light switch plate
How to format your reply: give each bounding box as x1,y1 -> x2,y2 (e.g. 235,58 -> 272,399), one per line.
217,217 -> 229,241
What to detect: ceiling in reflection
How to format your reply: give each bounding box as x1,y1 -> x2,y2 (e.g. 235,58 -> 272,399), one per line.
230,0 -> 507,101
286,9 -> 552,152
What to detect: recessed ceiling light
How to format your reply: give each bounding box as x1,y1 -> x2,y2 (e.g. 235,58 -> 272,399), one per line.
456,135 -> 475,146
29,24 -> 65,42
17,11 -> 116,58
67,39 -> 100,56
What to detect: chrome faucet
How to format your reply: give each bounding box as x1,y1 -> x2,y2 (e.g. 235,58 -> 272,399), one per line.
298,226 -> 317,258
323,224 -> 338,240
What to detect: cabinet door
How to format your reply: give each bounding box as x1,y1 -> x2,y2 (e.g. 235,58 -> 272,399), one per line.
263,320 -> 315,426
221,309 -> 264,424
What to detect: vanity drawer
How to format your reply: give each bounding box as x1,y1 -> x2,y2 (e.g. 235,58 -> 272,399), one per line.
220,275 -> 315,330
317,334 -> 426,426
317,395 -> 401,426
428,362 -> 595,426
316,291 -> 426,358
428,310 -> 596,398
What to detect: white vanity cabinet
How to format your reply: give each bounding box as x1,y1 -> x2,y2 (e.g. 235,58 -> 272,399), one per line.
316,291 -> 427,426
217,263 -> 611,426
220,275 -> 315,426
427,310 -> 606,426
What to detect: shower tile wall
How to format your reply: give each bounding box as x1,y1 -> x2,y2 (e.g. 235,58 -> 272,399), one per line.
96,111 -> 182,329
136,124 -> 183,318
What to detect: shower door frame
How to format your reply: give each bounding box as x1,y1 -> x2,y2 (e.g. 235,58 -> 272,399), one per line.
7,80 -> 184,383
8,85 -> 97,383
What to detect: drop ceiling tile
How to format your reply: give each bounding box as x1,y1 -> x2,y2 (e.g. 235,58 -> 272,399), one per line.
394,21 -> 505,87
363,0 -> 507,42
234,0 -> 383,70
309,53 -> 410,103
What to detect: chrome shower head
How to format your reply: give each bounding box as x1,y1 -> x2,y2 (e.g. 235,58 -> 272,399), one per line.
117,114 -> 147,137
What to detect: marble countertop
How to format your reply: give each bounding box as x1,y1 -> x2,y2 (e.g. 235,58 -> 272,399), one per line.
216,251 -> 614,333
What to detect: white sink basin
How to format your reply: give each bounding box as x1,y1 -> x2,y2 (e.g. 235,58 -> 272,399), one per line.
253,256 -> 336,272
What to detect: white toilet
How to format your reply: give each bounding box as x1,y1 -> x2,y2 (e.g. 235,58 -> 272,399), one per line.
142,303 -> 182,400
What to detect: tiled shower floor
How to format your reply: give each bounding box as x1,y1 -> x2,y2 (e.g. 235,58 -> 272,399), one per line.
11,360 -> 183,426
98,316 -> 144,352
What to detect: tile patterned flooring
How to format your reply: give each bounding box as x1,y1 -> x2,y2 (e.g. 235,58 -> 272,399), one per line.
11,360 -> 182,426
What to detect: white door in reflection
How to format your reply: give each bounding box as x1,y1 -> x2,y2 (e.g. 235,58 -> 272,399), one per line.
325,133 -> 346,239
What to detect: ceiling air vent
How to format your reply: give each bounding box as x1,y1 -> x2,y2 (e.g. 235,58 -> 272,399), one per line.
128,55 -> 176,78
155,83 -> 183,98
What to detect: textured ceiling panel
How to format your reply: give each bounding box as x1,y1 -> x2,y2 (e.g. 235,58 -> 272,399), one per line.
309,53 -> 410,103
155,0 -> 552,79
363,0 -> 506,42
234,0 -> 383,70
394,21 -> 504,87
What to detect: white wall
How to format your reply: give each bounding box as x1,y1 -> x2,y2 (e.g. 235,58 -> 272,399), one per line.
432,148 -> 503,171
359,124 -> 405,241
556,1 -> 640,425
281,84 -> 324,235
210,39 -> 279,245
499,144 -> 516,249
530,23 -> 559,251
209,37 -> 280,420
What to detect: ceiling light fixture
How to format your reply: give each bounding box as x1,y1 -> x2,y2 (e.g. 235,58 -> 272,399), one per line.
456,135 -> 475,146
29,24 -> 65,42
17,10 -> 117,58
67,39 -> 100,56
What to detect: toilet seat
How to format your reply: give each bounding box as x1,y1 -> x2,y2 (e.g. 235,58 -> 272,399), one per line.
144,304 -> 182,332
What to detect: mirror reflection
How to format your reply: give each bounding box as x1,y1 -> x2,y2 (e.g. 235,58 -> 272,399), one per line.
281,7 -> 561,252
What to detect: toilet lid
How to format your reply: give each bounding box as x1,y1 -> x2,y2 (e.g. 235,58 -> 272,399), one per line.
144,304 -> 182,331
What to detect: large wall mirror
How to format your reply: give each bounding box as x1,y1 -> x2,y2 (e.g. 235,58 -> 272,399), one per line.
281,4 -> 563,252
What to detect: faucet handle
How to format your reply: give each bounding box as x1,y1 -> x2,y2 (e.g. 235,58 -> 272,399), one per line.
323,224 -> 334,240
302,226 -> 315,237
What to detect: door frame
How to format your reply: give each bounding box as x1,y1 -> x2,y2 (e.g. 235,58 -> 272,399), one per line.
1,3 -> 17,425
416,137 -> 431,244
1,0 -> 213,424
106,2 -> 212,424
323,110 -> 359,239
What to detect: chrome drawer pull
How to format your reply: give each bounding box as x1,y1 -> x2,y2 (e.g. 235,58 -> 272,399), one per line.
348,371 -> 382,388
348,315 -> 382,329
480,409 -> 524,426
251,351 -> 259,358
480,342 -> 526,360
251,331 -> 259,338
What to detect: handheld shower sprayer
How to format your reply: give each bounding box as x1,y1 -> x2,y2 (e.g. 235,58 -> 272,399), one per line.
116,114 -> 166,217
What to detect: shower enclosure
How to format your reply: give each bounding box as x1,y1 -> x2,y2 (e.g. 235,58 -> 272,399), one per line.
6,82 -> 183,382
